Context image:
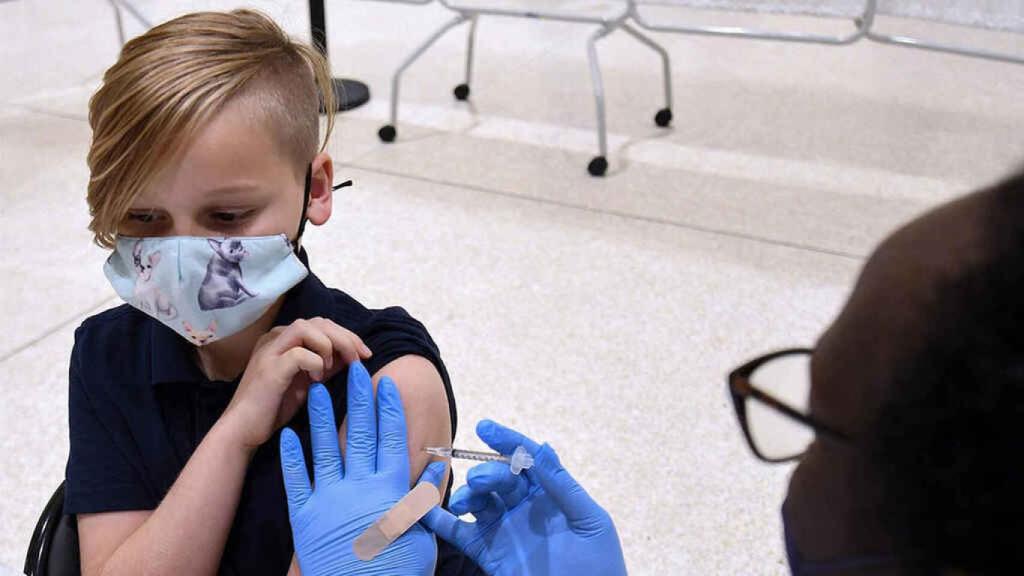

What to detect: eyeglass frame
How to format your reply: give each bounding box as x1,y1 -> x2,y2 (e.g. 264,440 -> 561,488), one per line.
728,348 -> 853,463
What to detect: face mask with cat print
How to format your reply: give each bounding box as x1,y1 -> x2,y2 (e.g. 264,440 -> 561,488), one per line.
104,234 -> 308,346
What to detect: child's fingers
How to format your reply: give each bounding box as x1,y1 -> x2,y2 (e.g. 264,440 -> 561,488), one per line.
269,319 -> 335,373
309,318 -> 372,366
283,347 -> 325,383
351,331 -> 372,360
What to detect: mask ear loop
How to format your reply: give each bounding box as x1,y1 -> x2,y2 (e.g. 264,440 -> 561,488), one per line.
293,163 -> 354,254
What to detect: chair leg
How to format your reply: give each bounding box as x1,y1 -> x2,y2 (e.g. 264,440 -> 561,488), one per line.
620,22 -> 673,127
585,25 -> 615,177
380,14 -> 470,143
107,0 -> 127,47
454,16 -> 478,101
107,0 -> 154,48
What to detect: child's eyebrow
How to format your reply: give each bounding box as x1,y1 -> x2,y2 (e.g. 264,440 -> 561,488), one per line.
126,183 -> 272,212
195,183 -> 274,207
200,183 -> 264,196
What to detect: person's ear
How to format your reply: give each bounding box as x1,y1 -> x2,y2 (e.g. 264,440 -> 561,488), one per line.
305,152 -> 334,227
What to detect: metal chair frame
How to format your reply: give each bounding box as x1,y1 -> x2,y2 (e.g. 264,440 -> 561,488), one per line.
105,0 -> 152,46
628,0 -> 1024,65
375,0 -> 1021,176
628,0 -> 875,45
373,0 -> 675,176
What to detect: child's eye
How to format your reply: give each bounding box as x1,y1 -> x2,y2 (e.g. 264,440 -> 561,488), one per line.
127,212 -> 158,223
210,210 -> 252,224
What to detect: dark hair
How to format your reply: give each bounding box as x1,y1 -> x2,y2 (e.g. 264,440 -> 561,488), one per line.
869,169 -> 1024,575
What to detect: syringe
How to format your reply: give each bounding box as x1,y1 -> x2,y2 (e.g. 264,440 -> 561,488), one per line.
424,445 -> 534,474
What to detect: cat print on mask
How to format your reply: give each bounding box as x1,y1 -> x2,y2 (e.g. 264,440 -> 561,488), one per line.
132,240 -> 178,319
183,320 -> 218,345
198,238 -> 258,311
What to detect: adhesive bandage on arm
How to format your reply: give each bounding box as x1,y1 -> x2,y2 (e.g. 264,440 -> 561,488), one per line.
353,482 -> 441,561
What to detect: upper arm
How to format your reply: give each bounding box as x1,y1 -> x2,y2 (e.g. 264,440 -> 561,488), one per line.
77,510 -> 151,576
371,354 -> 453,487
334,354 -> 453,489
66,331 -> 156,575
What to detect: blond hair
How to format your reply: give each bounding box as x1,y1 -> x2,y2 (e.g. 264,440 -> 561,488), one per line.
86,8 -> 336,248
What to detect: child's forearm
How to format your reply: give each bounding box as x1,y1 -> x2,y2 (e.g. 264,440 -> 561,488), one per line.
98,416 -> 254,576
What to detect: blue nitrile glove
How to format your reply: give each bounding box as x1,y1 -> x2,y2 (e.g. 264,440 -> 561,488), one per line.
279,361 -> 445,576
418,420 -> 627,576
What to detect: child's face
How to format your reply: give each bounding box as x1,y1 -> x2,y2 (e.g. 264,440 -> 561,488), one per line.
120,96 -> 333,241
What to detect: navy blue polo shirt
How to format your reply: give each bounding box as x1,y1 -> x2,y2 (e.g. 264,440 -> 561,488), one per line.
65,248 -> 482,575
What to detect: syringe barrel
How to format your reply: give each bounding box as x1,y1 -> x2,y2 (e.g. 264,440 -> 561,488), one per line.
449,449 -> 510,463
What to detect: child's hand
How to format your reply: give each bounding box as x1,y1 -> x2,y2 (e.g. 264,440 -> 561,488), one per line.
223,317 -> 372,451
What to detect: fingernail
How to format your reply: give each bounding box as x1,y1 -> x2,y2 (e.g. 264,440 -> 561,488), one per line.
362,344 -> 372,357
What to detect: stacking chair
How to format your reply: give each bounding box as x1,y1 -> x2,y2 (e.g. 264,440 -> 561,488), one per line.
369,0 -> 675,176
24,482 -> 80,576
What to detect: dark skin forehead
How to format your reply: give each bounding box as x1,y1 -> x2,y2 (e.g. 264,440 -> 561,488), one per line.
811,188 -> 993,438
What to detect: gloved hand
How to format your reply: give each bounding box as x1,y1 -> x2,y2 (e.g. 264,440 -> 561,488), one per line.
419,420 -> 627,576
280,361 -> 444,576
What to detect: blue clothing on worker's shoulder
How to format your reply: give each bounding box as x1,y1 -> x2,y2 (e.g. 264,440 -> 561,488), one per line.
64,248 -> 483,576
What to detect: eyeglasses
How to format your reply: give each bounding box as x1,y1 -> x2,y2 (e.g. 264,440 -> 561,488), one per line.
727,348 -> 851,463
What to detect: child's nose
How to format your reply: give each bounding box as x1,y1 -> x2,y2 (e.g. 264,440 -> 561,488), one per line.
168,221 -> 203,237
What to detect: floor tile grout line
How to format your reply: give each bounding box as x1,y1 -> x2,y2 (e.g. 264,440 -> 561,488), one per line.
0,295 -> 118,365
345,161 -> 869,262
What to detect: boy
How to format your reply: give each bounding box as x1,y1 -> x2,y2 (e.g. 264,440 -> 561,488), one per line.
65,9 -> 473,575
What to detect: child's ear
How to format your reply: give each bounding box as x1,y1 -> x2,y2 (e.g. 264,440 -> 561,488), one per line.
306,153 -> 334,227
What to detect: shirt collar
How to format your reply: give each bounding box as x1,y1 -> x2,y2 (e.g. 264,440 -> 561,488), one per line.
149,246 -> 331,386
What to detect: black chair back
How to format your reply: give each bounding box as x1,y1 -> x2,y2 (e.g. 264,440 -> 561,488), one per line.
24,482 -> 80,576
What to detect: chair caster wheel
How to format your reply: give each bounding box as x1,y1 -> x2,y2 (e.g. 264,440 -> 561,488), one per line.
453,83 -> 470,101
654,108 -> 672,127
378,125 -> 396,142
587,156 -> 608,177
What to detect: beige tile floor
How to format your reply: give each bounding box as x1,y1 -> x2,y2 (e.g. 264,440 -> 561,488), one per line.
1,1 -> 1023,574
